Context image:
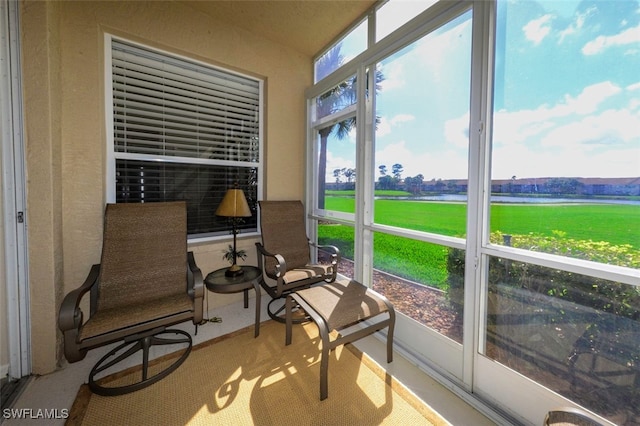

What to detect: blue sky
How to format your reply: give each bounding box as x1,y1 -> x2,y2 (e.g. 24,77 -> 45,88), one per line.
324,0 -> 640,182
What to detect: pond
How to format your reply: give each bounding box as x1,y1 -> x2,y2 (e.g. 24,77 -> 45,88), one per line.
375,194 -> 640,205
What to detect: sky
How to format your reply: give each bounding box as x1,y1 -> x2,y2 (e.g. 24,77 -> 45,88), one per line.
323,0 -> 640,182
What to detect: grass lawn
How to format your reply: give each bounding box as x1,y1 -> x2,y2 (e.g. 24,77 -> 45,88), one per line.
320,196 -> 639,289
324,197 -> 639,248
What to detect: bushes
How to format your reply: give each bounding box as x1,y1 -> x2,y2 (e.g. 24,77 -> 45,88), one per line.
447,231 -> 640,320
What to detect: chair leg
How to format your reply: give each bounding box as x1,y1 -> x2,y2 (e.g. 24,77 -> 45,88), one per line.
386,307 -> 396,364
386,331 -> 394,364
320,339 -> 330,401
141,335 -> 151,381
291,294 -> 332,401
89,329 -> 192,396
270,297 -> 309,324
285,295 -> 294,346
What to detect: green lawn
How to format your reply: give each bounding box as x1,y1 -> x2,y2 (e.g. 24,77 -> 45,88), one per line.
320,196 -> 639,289
324,197 -> 639,248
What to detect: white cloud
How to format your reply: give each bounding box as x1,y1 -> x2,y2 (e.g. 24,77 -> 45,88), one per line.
493,109 -> 556,146
390,114 -> 415,126
582,24 -> 640,55
378,61 -> 405,91
376,117 -> 392,137
324,150 -> 355,182
444,112 -> 470,148
559,6 -> 596,43
562,81 -> 622,115
376,114 -> 415,137
540,108 -> 640,150
523,14 -> 554,45
375,140 -> 467,180
376,0 -> 438,41
626,81 -> 640,92
492,143 -> 640,179
491,81 -> 639,179
493,81 -> 623,147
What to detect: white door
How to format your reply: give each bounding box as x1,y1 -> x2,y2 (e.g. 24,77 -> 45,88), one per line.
471,1 -> 638,425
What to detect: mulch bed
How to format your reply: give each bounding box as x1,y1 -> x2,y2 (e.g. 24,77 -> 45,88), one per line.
337,259 -> 463,343
333,259 -> 638,425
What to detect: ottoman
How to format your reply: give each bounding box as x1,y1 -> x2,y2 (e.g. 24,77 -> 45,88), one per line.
285,279 -> 396,400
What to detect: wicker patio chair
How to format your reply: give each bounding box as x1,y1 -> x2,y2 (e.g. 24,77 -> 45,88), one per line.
58,201 -> 204,396
255,200 -> 340,322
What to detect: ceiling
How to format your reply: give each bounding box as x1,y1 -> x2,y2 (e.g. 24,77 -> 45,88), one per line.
182,0 -> 378,57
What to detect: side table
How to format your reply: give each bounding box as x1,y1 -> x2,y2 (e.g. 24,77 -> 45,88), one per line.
204,265 -> 262,337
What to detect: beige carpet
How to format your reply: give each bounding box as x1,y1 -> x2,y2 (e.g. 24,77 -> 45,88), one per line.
67,320 -> 449,425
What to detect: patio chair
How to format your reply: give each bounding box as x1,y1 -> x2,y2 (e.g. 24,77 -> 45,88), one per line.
255,200 -> 340,322
58,201 -> 204,396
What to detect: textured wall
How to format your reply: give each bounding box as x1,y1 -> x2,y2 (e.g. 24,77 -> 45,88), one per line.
20,0 -> 311,374
0,142 -> 6,376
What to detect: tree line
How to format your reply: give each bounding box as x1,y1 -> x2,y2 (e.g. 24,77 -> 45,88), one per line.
332,163 -> 427,194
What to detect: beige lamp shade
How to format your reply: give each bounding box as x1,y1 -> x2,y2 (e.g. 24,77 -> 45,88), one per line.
216,189 -> 252,217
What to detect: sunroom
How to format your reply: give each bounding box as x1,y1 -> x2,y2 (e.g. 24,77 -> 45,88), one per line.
1,1 -> 638,425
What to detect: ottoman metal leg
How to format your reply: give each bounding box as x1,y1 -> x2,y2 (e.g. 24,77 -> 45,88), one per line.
285,281 -> 396,401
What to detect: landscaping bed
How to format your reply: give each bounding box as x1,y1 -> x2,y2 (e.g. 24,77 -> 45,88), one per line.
335,258 -> 639,426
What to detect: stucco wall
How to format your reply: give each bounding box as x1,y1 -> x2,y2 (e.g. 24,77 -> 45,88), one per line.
1,151 -> 7,377
20,0 -> 311,375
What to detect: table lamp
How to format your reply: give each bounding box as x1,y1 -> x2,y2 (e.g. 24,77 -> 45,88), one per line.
216,188 -> 252,277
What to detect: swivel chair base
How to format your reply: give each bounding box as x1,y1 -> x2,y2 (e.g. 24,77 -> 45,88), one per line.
267,298 -> 309,324
88,328 -> 192,396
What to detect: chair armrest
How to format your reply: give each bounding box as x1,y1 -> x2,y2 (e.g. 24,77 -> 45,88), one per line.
187,251 -> 204,299
544,407 -> 604,425
58,264 -> 100,333
187,251 -> 204,325
311,243 -> 341,263
310,243 -> 340,282
255,242 -> 287,276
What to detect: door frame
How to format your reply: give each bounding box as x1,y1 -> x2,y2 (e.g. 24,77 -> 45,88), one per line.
1,0 -> 31,380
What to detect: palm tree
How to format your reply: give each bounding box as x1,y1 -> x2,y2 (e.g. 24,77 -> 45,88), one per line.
316,47 -> 355,208
315,46 -> 383,208
391,163 -> 403,189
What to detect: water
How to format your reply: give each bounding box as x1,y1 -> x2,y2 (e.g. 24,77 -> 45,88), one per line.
375,194 -> 640,205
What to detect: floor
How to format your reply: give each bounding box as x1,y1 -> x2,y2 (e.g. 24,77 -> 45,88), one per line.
3,298 -> 499,426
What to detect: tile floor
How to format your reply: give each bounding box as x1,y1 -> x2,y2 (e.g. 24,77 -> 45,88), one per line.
3,298 -> 501,425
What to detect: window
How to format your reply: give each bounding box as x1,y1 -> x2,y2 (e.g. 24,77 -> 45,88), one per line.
308,1 -> 638,424
315,20 -> 367,82
107,38 -> 263,238
374,11 -> 471,232
481,1 -> 639,420
312,75 -> 358,215
369,9 -> 472,343
490,0 -> 640,263
376,0 -> 438,42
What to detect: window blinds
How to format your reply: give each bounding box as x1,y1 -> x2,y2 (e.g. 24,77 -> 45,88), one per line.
112,40 -> 260,162
110,39 -> 260,237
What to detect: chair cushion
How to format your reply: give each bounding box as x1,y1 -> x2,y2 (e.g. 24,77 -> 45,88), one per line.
79,293 -> 193,341
281,264 -> 333,284
295,280 -> 390,331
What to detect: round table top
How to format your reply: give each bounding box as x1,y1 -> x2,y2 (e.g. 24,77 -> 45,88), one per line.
205,265 -> 261,293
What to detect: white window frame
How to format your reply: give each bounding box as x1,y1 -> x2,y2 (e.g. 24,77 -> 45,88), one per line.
306,1 -> 638,425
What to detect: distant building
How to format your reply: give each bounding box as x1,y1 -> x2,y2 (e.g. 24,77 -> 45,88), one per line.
361,177 -> 640,196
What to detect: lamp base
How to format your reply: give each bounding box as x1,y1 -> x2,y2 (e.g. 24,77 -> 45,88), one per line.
225,265 -> 244,277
